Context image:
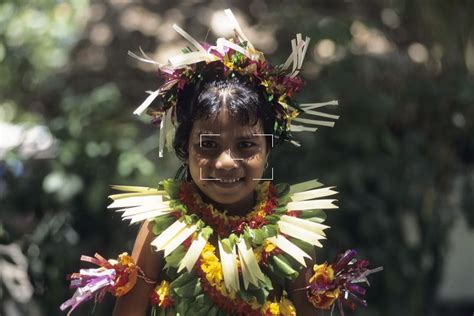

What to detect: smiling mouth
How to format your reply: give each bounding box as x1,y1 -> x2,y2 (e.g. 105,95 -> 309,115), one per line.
208,176 -> 244,183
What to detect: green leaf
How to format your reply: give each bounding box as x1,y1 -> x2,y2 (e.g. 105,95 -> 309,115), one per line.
200,226 -> 213,239
161,179 -> 181,198
277,195 -> 292,206
250,225 -> 280,246
238,285 -> 269,305
220,238 -> 232,253
175,297 -> 190,315
274,183 -> 290,197
229,233 -> 239,245
153,216 -> 175,235
194,293 -> 206,304
238,287 -> 253,301
262,224 -> 278,237
196,219 -> 205,229
251,229 -> 265,245
164,245 -> 186,270
272,255 -> 299,279
299,209 -> 327,222
266,260 -> 287,284
172,202 -> 187,214
273,205 -> 289,214
208,306 -> 219,316
260,274 -> 274,291
170,271 -> 196,289
173,277 -> 201,297
264,215 -> 280,224
184,214 -> 198,224
243,228 -> 252,241
194,293 -> 213,314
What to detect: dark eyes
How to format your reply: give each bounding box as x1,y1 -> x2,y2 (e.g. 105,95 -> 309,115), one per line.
198,141 -> 257,150
201,140 -> 217,148
238,141 -> 256,149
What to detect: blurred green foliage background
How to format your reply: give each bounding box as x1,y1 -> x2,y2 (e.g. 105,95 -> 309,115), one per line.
1,0 -> 473,315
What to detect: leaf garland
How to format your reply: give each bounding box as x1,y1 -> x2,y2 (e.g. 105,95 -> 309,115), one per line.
148,178 -> 331,315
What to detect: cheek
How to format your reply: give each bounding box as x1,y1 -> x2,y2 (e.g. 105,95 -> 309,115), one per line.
244,151 -> 266,174
188,149 -> 211,175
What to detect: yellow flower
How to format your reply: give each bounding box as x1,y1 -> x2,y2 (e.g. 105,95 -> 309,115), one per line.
157,280 -> 171,302
310,263 -> 335,283
280,298 -> 296,316
307,263 -> 340,310
201,260 -> 223,285
262,301 -> 280,315
263,240 -> 276,253
201,244 -> 217,260
117,252 -> 135,267
268,302 -> 280,315
200,243 -> 224,287
261,293 -> 296,316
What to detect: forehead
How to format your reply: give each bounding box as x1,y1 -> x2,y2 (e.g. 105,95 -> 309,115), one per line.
191,108 -> 263,137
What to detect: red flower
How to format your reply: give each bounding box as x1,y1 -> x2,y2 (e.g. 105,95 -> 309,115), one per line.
287,210 -> 301,217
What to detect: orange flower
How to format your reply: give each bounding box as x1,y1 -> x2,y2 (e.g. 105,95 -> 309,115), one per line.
111,253 -> 138,297
262,295 -> 296,316
307,263 -> 340,310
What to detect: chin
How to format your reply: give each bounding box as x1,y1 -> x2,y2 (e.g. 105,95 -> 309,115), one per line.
209,194 -> 244,205
201,183 -> 251,205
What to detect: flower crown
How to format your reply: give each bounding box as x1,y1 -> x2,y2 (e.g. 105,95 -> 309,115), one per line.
130,9 -> 339,157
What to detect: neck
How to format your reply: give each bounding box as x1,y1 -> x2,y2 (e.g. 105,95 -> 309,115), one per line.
199,189 -> 257,216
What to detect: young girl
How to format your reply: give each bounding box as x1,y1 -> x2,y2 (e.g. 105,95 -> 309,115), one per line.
114,77 -> 322,315
61,9 -> 379,316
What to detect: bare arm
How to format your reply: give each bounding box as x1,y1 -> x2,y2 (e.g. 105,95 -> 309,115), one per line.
113,220 -> 162,316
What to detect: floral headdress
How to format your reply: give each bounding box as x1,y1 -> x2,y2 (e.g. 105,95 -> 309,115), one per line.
130,9 -> 339,157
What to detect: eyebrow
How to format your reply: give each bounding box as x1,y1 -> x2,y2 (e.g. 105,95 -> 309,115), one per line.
196,130 -> 261,140
196,129 -> 217,136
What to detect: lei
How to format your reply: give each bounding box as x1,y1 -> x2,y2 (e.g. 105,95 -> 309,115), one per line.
61,178 -> 382,316
142,178 -> 331,316
178,180 -> 279,236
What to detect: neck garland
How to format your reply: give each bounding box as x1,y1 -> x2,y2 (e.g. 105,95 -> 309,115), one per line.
106,178 -> 337,316
178,181 -> 280,237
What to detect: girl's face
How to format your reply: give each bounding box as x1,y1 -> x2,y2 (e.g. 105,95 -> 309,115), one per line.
186,107 -> 268,214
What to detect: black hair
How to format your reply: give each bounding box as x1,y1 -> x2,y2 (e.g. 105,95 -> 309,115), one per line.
172,75 -> 276,162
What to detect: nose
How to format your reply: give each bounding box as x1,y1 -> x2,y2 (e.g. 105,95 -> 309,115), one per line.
215,149 -> 239,170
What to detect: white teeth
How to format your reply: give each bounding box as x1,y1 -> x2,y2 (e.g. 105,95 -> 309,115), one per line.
219,178 -> 240,183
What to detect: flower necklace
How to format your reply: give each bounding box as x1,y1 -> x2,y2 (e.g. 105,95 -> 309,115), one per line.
168,181 -> 295,315
62,177 -> 382,316
179,180 -> 279,237
197,241 -> 294,316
